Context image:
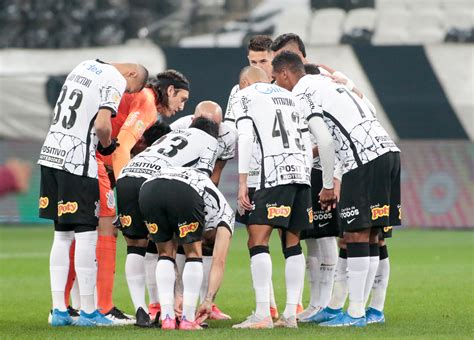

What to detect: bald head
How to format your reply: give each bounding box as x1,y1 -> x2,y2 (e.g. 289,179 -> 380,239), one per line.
239,66 -> 269,89
194,100 -> 223,125
113,62 -> 149,93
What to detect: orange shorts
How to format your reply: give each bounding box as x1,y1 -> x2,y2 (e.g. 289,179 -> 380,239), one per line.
97,158 -> 116,217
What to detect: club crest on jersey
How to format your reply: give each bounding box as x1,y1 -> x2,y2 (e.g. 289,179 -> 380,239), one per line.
145,222 -> 158,234
307,207 -> 314,223
39,197 -> 49,209
371,205 -> 390,220
267,205 -> 291,219
106,190 -> 115,209
119,215 -> 132,228
134,120 -> 146,135
58,201 -> 78,216
178,222 -> 199,238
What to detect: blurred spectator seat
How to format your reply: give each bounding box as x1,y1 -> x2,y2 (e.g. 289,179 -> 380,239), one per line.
341,8 -> 376,43
372,9 -> 410,44
345,0 -> 375,10
310,0 -> 345,11
406,9 -> 445,44
375,0 -> 409,11
308,8 -> 345,45
275,7 -> 312,42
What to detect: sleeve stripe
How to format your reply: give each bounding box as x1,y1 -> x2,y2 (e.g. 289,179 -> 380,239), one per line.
301,128 -> 309,133
224,118 -> 235,122
236,116 -> 253,125
217,222 -> 233,235
307,112 -> 323,121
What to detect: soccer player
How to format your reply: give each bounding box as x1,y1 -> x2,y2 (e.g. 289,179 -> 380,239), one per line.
116,116 -> 219,327
61,70 -> 190,324
272,52 -> 401,327
139,165 -> 234,331
38,59 -> 148,326
232,66 -> 320,329
170,101 -> 236,320
224,34 -> 283,319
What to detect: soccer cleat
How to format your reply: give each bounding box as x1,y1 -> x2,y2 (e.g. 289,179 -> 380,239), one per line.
134,307 -> 152,328
307,306 -> 343,323
270,306 -> 279,320
274,315 -> 298,328
76,309 -> 113,327
104,306 -> 135,325
161,314 -> 177,330
179,317 -> 203,330
232,312 -> 273,329
149,303 -> 161,321
209,304 -> 231,320
366,307 -> 385,324
67,306 -> 80,320
296,304 -> 304,315
50,309 -> 74,326
297,305 -> 321,322
319,311 -> 367,327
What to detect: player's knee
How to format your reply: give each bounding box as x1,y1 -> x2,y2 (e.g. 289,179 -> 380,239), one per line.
127,245 -> 147,257
249,245 -> 270,258
344,229 -> 370,243
125,236 -> 148,248
283,244 -> 302,259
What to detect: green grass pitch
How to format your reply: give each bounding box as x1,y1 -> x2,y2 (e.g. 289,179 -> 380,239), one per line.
0,226 -> 473,339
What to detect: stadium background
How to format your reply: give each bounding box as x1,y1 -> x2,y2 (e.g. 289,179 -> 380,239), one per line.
1,0 -> 472,228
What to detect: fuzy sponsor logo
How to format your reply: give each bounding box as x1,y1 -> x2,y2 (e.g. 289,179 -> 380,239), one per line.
267,205 -> 291,219
178,222 -> 199,238
39,197 -> 49,209
307,207 -> 313,223
119,215 -> 132,228
58,201 -> 78,216
145,221 -> 158,234
371,205 -> 390,220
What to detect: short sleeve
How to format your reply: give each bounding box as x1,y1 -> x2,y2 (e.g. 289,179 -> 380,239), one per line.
98,71 -> 126,116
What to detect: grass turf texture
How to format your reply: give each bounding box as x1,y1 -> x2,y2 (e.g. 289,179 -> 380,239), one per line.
0,226 -> 472,339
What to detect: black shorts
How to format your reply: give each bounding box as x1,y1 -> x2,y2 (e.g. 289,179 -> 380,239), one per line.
301,169 -> 340,239
248,184 -> 312,231
235,187 -> 256,225
116,176 -> 147,239
139,179 -> 205,245
338,152 -> 401,232
380,226 -> 393,239
39,166 -> 99,226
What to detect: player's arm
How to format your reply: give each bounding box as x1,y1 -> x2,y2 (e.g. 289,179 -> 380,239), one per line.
236,116 -> 253,211
223,85 -> 239,128
210,159 -> 226,186
196,225 -> 232,322
95,108 -> 114,150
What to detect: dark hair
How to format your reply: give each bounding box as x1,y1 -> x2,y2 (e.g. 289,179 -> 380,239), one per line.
147,69 -> 189,109
272,51 -> 305,74
247,35 -> 273,52
304,63 -> 320,75
142,120 -> 171,146
190,117 -> 219,139
271,33 -> 306,58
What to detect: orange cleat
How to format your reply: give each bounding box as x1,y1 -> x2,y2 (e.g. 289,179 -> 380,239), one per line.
209,304 -> 231,320
296,304 -> 304,315
270,306 -> 279,320
179,317 -> 203,330
148,303 -> 161,321
161,314 -> 177,330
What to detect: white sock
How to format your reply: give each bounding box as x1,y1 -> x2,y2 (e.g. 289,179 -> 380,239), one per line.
50,231 -> 75,311
144,252 -> 159,305
269,280 -> 277,309
346,243 -> 370,318
283,253 -> 305,319
200,256 -> 212,303
156,258 -> 176,319
363,253 -> 380,305
317,237 -> 338,308
125,252 -> 147,313
74,231 -> 98,314
328,255 -> 348,310
182,260 -> 204,322
251,252 -> 272,318
370,257 -> 390,311
71,278 -> 80,309
305,238 -> 321,307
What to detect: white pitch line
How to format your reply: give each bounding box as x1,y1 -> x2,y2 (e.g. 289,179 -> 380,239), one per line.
0,252 -> 49,259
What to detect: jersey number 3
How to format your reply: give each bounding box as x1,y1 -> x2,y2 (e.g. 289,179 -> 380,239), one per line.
52,85 -> 83,129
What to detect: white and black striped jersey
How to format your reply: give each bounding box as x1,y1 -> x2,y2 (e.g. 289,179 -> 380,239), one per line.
170,115 -> 237,161
144,167 -> 235,233
118,128 -> 218,180
293,74 -> 399,174
38,60 -> 126,178
234,82 -> 311,190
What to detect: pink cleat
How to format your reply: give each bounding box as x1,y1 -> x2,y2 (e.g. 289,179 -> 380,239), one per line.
209,304 -> 231,320
148,303 -> 161,321
179,317 -> 203,330
161,315 -> 176,330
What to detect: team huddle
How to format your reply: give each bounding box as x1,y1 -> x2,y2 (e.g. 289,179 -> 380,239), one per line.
38,33 -> 400,330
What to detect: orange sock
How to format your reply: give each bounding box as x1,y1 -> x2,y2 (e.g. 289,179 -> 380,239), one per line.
96,235 -> 117,313
64,240 -> 76,307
